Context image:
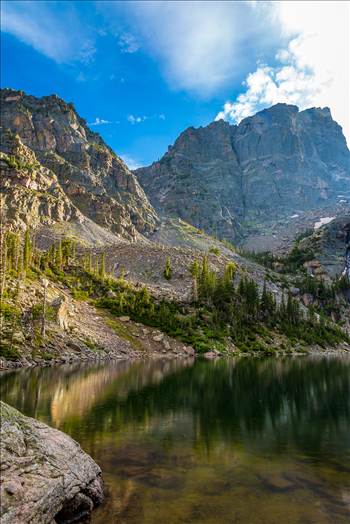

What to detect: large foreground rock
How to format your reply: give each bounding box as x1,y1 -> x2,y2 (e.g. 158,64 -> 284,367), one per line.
0,401 -> 103,523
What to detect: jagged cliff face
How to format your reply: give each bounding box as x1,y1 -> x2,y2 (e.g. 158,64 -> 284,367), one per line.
299,214 -> 350,280
0,89 -> 158,240
0,130 -> 81,230
136,104 -> 350,241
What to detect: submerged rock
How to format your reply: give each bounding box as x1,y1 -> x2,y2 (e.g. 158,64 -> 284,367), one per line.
0,401 -> 103,523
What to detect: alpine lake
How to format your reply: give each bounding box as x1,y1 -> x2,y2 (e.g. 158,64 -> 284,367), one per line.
1,355 -> 349,524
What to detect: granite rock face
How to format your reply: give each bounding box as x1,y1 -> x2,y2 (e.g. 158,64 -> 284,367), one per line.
0,88 -> 158,240
0,401 -> 103,523
299,214 -> 350,280
0,130 -> 82,231
136,104 -> 350,241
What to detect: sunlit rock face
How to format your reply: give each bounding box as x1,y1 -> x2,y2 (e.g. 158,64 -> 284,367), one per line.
0,130 -> 83,231
0,88 -> 159,240
136,103 -> 350,241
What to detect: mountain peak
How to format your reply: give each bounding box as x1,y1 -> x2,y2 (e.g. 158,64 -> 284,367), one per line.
136,102 -> 349,242
0,88 -> 159,240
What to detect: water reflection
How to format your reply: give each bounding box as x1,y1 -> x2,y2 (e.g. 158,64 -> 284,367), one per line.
1,356 -> 349,523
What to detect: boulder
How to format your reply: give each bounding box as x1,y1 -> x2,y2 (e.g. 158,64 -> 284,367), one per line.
51,296 -> 70,331
163,339 -> 171,350
203,351 -> 218,359
0,401 -> 103,524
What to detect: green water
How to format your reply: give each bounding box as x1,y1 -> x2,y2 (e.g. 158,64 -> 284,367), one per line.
1,357 -> 349,523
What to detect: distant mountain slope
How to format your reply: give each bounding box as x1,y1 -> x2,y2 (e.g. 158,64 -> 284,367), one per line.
298,214 -> 350,280
0,88 -> 158,241
135,103 -> 350,241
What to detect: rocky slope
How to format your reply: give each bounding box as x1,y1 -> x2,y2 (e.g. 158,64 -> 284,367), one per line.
0,401 -> 103,523
0,272 -> 197,370
136,104 -> 350,242
298,214 -> 350,280
0,88 -> 158,241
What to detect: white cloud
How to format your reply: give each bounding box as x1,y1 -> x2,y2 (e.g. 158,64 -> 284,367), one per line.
127,113 -> 165,124
119,154 -> 143,170
127,114 -> 147,124
120,1 -> 281,96
216,1 -> 349,143
1,0 -> 95,63
88,117 -> 115,126
118,32 -> 140,54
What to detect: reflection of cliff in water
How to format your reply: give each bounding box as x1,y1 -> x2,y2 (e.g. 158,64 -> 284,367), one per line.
0,358 -> 195,426
1,356 -> 349,461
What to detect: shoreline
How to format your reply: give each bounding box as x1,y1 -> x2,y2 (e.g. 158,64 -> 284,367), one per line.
2,344 -> 349,371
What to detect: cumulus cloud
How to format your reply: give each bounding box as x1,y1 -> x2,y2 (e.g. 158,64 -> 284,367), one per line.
118,32 -> 140,53
127,113 -> 165,124
88,117 -> 115,126
216,1 -> 349,143
127,114 -> 147,124
1,0 -> 95,63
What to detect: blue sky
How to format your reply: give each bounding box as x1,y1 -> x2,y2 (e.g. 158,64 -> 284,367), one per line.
1,1 -> 348,167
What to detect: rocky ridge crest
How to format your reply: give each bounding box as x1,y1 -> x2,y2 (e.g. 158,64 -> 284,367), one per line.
0,88 -> 159,241
136,103 -> 350,242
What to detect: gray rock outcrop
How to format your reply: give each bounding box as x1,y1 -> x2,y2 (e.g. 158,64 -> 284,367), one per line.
136,103 -> 350,241
0,401 -> 103,523
0,88 -> 159,241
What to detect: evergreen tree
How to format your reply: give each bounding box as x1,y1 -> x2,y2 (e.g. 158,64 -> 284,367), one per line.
47,244 -> 55,266
100,252 -> 106,279
190,260 -> 200,278
192,276 -> 198,302
23,228 -> 31,271
55,242 -> 63,270
88,253 -> 93,273
164,257 -> 172,280
0,230 -> 8,296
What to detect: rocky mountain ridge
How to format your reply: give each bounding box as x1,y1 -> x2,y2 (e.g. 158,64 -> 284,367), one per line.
136,103 -> 350,242
0,88 -> 159,242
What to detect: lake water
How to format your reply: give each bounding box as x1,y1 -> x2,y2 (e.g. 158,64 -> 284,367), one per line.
1,356 -> 349,523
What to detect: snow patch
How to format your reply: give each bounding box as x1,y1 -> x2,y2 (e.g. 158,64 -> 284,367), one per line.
314,216 -> 335,230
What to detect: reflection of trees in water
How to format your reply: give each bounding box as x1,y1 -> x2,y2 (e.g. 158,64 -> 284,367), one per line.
1,357 -> 349,460
0,358 -> 194,426
74,357 -> 350,460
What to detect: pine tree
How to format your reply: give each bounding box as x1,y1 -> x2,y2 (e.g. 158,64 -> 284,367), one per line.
192,276 -> 198,302
23,228 -> 31,271
0,229 -> 8,296
88,253 -> 93,273
47,244 -> 55,266
164,257 -> 172,280
190,260 -> 200,278
100,252 -> 106,279
71,241 -> 77,261
61,239 -> 72,265
55,242 -> 63,270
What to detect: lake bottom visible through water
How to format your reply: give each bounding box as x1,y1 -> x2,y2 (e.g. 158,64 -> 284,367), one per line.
1,356 -> 349,523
